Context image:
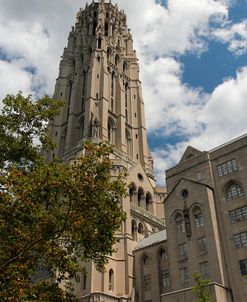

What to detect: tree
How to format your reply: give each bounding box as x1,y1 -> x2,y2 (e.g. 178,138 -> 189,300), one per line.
0,93 -> 126,301
192,273 -> 213,302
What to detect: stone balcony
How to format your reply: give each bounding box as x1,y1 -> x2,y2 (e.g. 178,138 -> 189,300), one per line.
130,203 -> 166,227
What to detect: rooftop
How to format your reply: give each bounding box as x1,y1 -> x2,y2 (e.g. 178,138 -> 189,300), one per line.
135,230 -> 167,250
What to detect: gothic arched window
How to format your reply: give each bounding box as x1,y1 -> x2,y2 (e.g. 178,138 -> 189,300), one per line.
108,118 -> 115,144
138,222 -> 144,235
115,54 -> 119,67
159,248 -> 168,261
107,47 -> 112,60
60,127 -> 67,154
146,192 -> 152,212
109,269 -> 114,290
97,36 -> 102,49
123,61 -> 127,73
138,188 -> 144,207
142,254 -> 150,265
131,219 -> 137,241
225,183 -> 244,201
175,214 -> 185,234
105,23 -> 109,36
125,129 -> 132,157
193,207 -> 204,227
76,117 -> 84,142
111,72 -> 115,97
93,22 -> 97,35
129,183 -> 137,203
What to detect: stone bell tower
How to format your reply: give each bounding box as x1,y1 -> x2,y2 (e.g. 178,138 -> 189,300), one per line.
48,0 -> 153,179
48,1 -> 166,301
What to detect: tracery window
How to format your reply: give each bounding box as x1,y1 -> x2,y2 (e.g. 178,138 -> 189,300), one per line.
225,183 -> 244,201
194,209 -> 204,227
161,270 -> 170,288
175,215 -> 185,234
234,232 -> 247,248
159,249 -> 168,260
229,206 -> 247,223
217,158 -> 238,176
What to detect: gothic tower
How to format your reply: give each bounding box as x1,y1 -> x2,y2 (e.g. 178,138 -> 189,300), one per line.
48,1 -> 166,301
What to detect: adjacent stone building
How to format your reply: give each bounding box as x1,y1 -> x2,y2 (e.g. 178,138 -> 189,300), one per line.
134,134 -> 247,302
47,1 -> 247,301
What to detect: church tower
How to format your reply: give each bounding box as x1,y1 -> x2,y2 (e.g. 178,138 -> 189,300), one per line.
48,0 -> 153,179
48,1 -> 166,301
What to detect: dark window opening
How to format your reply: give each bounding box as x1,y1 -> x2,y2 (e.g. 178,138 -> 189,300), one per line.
98,37 -> 102,49
93,22 -> 97,35
105,23 -> 109,36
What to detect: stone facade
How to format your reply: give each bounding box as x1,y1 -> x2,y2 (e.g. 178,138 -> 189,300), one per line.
47,1 -> 247,301
134,134 -> 247,302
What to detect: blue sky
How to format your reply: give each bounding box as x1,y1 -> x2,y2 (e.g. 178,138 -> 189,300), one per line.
0,0 -> 247,184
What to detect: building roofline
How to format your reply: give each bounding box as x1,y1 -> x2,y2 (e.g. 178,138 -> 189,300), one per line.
164,177 -> 214,203
209,132 -> 247,153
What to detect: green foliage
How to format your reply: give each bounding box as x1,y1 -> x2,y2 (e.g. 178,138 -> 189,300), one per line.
0,93 -> 126,301
192,273 -> 213,302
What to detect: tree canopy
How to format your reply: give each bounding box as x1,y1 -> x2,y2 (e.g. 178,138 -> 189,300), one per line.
0,93 -> 126,301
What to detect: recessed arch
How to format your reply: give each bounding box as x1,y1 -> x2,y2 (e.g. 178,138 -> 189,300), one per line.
141,253 -> 150,265
146,192 -> 152,211
131,219 -> 137,241
174,213 -> 185,234
192,206 -> 204,228
107,47 -> 112,60
138,222 -> 144,235
129,182 -> 137,202
115,54 -> 120,66
138,187 -> 145,207
125,129 -> 132,157
224,181 -> 244,201
108,118 -> 116,144
157,247 -> 168,261
123,61 -> 128,73
60,127 -> 67,154
109,269 -> 114,291
76,116 -> 84,142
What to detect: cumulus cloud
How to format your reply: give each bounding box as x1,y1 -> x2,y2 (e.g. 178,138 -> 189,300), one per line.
118,0 -> 228,57
0,0 -> 87,99
213,20 -> 247,55
153,67 -> 247,184
141,57 -> 208,136
0,59 -> 32,103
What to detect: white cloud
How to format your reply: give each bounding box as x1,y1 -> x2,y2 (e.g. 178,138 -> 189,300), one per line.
0,0 -> 87,99
142,57 -> 208,136
118,0 -> 228,57
214,20 -> 247,55
0,60 -> 32,103
154,66 -> 247,184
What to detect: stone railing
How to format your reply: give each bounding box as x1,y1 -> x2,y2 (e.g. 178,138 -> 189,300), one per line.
130,203 -> 166,227
79,293 -> 131,302
112,148 -> 135,166
63,140 -> 84,160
